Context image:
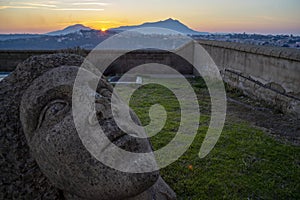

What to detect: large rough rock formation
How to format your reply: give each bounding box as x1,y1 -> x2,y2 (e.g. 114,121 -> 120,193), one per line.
0,54 -> 176,199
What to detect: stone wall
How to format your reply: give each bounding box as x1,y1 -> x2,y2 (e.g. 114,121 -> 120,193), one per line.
0,50 -> 59,71
198,40 -> 300,118
105,49 -> 194,75
0,41 -> 299,117
0,49 -> 194,75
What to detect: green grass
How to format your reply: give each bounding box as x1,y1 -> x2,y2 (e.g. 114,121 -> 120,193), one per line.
121,78 -> 299,199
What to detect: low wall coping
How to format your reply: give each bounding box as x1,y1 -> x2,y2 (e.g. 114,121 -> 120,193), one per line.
197,39 -> 300,62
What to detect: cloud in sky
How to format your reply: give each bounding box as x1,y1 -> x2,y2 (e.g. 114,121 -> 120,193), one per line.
0,5 -> 39,9
53,8 -> 104,11
19,3 -> 57,8
0,0 -> 108,10
71,2 -> 110,6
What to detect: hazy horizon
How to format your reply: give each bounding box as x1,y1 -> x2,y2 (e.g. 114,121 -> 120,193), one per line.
1,19 -> 300,36
0,0 -> 299,35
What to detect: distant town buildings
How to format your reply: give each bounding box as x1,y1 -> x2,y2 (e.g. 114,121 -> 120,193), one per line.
192,33 -> 300,49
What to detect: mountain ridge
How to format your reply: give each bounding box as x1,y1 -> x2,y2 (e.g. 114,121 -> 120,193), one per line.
109,18 -> 209,35
46,24 -> 93,36
0,19 -> 210,50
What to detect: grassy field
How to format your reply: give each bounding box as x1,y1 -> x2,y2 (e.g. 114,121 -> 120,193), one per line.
121,77 -> 300,199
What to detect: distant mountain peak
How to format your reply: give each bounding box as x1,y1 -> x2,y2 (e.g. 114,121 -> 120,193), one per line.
46,24 -> 93,36
109,18 -> 208,35
65,24 -> 87,29
165,18 -> 178,22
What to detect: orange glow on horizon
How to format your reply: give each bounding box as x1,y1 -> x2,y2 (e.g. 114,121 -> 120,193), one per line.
0,18 -> 299,35
85,22 -> 126,32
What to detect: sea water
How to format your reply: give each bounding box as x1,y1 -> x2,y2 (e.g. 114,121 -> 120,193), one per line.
0,72 -> 10,81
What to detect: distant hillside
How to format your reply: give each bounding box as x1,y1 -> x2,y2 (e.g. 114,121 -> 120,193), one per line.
109,18 -> 209,35
0,19 -> 210,50
0,34 -> 42,41
46,24 -> 93,36
0,30 -> 111,50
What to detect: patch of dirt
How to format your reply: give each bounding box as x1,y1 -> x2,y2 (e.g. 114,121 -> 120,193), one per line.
226,94 -> 300,146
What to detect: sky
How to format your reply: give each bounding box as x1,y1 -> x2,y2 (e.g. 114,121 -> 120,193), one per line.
0,0 -> 299,35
